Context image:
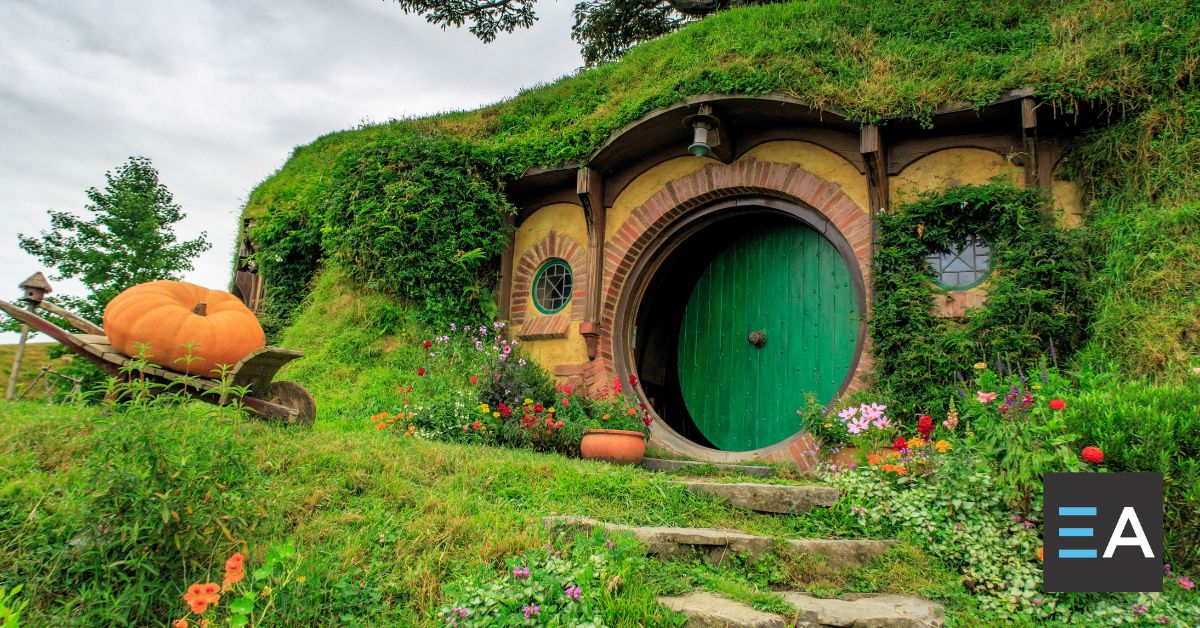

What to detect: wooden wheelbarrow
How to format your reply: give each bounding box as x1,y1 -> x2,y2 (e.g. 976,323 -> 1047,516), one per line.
0,298 -> 315,425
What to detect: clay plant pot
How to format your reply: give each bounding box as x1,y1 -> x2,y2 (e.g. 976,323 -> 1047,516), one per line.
580,429 -> 647,465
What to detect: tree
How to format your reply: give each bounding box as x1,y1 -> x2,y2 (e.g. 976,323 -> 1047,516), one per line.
391,0 -> 777,66
17,156 -> 211,322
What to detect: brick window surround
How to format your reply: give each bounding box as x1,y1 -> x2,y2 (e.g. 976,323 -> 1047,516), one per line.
511,231 -> 587,339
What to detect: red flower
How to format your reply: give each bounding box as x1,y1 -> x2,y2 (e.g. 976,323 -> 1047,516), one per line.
423,340 -> 432,349
1082,446 -> 1104,464
917,415 -> 934,438
628,375 -> 639,389
1049,399 -> 1066,411
472,420 -> 482,430
469,375 -> 478,384
892,437 -> 908,450
417,367 -> 426,377
642,416 -> 653,426
498,402 -> 513,419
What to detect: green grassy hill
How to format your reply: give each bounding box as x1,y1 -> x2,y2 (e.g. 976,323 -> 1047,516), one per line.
0,342 -> 76,402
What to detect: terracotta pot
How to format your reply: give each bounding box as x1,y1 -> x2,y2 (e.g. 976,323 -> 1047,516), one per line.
580,429 -> 646,465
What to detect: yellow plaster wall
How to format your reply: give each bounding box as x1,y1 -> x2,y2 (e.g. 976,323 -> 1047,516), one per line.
889,148 -> 1021,206
1051,180 -> 1084,227
606,156 -> 718,240
740,141 -> 870,212
523,321 -> 589,373
511,202 -> 590,372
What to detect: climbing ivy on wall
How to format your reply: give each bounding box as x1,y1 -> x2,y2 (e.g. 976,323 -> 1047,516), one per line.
870,181 -> 1090,415
248,133 -> 517,337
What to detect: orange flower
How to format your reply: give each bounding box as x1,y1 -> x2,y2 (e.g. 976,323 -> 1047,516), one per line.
174,620 -> 189,628
375,422 -> 387,430
1037,546 -> 1044,561
626,407 -> 637,416
867,454 -> 883,466
224,554 -> 245,586
225,553 -> 244,571
370,411 -> 389,421
183,582 -> 220,614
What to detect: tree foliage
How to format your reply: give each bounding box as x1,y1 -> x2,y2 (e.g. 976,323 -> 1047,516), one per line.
17,156 -> 211,322
392,0 -> 778,65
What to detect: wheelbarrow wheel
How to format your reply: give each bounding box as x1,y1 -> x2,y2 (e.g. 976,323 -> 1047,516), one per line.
265,381 -> 316,426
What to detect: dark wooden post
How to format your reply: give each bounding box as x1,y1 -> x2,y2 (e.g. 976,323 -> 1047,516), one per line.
577,167 -> 605,360
1021,98 -> 1040,189
497,212 -> 517,323
6,272 -> 52,401
860,125 -> 888,301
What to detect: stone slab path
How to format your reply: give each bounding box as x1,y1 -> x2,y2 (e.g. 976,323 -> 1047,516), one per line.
658,591 -> 944,627
675,480 -> 840,515
643,457 -> 777,477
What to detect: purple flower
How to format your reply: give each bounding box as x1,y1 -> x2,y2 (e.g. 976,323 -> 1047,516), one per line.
851,506 -> 864,515
1164,563 -> 1173,573
450,323 -> 458,332
512,565 -> 530,579
565,585 -> 582,600
518,359 -> 527,366
1031,598 -> 1044,607
1132,604 -> 1149,615
605,539 -> 615,550
1023,520 -> 1034,529
1011,514 -> 1023,522
1157,616 -> 1169,625
522,603 -> 540,619
454,607 -> 469,619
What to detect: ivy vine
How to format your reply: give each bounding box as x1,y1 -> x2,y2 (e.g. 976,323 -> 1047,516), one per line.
870,181 -> 1090,415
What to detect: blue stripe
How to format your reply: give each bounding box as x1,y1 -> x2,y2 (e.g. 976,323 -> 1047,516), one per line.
1058,549 -> 1098,559
1058,506 -> 1097,516
1058,528 -> 1094,537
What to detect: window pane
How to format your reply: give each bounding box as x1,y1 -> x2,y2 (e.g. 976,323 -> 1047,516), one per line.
533,260 -> 573,313
925,237 -> 991,288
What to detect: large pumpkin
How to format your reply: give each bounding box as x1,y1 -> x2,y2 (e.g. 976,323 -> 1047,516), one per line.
104,280 -> 265,376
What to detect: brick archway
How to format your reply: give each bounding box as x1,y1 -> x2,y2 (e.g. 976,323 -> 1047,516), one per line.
586,158 -> 875,469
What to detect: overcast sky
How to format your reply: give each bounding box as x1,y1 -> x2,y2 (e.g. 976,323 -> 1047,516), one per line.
0,0 -> 581,342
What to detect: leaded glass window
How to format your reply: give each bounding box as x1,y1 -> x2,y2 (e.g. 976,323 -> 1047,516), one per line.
926,236 -> 991,289
533,259 -> 573,313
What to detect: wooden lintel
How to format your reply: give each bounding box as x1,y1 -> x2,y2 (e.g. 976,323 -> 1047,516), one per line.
860,125 -> 888,216
1021,98 -> 1040,189
576,167 -> 606,359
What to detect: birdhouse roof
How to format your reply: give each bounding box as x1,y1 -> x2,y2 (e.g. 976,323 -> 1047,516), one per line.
20,272 -> 52,293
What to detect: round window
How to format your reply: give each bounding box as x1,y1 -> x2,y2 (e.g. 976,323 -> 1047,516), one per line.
533,259 -> 573,314
926,236 -> 992,289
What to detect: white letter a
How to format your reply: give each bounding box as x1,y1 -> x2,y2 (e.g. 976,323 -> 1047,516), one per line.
1103,507 -> 1154,558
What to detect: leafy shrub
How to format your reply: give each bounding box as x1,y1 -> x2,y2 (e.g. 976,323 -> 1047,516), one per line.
871,182 -> 1089,416
1062,376 -> 1200,571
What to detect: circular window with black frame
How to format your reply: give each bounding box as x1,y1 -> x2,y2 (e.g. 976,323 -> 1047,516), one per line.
871,181 -> 1089,416
533,259 -> 573,314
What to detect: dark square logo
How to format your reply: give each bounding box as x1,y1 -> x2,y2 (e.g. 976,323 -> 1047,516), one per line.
1043,472 -> 1163,592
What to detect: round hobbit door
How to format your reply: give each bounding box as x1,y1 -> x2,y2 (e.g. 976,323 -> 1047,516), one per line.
676,221 -> 858,451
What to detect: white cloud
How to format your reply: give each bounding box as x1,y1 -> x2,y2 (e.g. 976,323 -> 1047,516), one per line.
0,0 -> 582,343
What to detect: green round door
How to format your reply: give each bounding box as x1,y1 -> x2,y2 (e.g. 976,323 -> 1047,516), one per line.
677,221 -> 858,451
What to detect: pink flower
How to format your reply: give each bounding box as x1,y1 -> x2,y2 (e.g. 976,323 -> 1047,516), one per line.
1180,576 -> 1195,590
512,566 -> 530,579
604,539 -> 615,550
838,406 -> 858,421
564,585 -> 582,600
522,604 -> 540,619
942,416 -> 959,430
977,391 -> 997,404
846,417 -> 870,435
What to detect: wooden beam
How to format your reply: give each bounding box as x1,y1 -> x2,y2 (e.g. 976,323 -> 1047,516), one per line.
860,125 -> 888,216
497,212 -> 517,323
1021,97 -> 1040,189
37,299 -> 105,335
576,167 -> 606,360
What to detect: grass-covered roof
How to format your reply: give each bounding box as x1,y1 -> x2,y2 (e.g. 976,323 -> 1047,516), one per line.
241,0 -> 1198,377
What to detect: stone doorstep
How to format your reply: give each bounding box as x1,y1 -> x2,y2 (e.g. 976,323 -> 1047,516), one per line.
657,591 -> 945,628
675,481 -> 840,515
541,516 -> 894,568
642,457 -> 777,478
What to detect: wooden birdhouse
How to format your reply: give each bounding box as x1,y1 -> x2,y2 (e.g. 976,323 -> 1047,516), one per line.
20,272 -> 52,304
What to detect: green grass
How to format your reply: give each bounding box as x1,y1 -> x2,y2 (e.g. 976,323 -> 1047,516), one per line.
0,342 -> 74,402
0,399 -> 964,625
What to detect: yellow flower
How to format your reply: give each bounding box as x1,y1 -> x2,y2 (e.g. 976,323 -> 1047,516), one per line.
479,404 -> 490,413
1031,384 -> 1042,390
524,398 -> 534,405
548,407 -> 555,414
296,576 -> 307,583
935,440 -> 952,453
973,362 -> 987,370
823,423 -> 832,429
492,411 -> 500,418
908,437 -> 926,449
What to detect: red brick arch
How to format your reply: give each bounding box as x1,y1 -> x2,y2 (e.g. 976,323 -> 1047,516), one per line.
510,231 -> 588,336
582,158 -> 876,469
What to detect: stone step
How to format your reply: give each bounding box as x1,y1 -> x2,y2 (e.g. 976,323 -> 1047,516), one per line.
658,591 -> 944,628
675,480 -> 839,515
643,457 -> 777,478
542,516 -> 893,568
779,591 -> 945,627
659,592 -> 786,628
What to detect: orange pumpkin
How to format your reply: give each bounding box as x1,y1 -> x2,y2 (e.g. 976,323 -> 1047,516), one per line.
104,280 -> 265,376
